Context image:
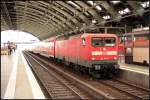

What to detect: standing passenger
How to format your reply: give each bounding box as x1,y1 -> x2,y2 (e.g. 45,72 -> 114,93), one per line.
7,41 -> 12,55
14,43 -> 17,52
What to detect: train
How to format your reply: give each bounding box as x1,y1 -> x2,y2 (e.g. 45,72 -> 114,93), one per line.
124,28 -> 149,65
118,27 -> 149,66
30,33 -> 120,77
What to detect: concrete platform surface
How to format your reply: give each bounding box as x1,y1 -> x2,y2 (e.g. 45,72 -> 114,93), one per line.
1,52 -> 17,98
118,63 -> 149,89
1,50 -> 45,99
119,63 -> 149,75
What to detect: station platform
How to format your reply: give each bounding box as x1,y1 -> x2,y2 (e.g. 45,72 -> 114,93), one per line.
1,51 -> 149,98
118,56 -> 149,89
1,50 -> 45,99
119,63 -> 149,75
118,55 -> 149,75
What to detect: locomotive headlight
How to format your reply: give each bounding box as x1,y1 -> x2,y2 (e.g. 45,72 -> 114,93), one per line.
114,57 -> 117,60
92,57 -> 95,60
126,48 -> 132,54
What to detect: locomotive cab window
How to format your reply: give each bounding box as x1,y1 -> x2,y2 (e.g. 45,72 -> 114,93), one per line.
104,38 -> 116,46
92,37 -> 103,46
92,37 -> 116,47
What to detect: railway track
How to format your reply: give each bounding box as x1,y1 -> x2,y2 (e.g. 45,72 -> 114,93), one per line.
24,51 -> 149,99
23,51 -> 106,99
99,79 -> 149,99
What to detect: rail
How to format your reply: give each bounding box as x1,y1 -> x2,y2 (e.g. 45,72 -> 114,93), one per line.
23,51 -> 106,99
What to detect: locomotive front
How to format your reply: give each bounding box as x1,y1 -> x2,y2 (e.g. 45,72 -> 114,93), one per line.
89,34 -> 119,76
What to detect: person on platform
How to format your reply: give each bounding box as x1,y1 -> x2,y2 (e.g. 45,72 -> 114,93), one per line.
7,41 -> 12,55
13,43 -> 17,52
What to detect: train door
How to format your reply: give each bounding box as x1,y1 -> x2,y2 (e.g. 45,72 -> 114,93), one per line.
133,33 -> 149,65
124,34 -> 134,64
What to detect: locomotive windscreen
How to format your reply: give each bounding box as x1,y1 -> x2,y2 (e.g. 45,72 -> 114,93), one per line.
92,37 -> 116,47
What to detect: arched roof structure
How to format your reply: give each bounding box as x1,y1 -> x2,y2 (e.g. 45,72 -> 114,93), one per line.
1,0 -> 149,40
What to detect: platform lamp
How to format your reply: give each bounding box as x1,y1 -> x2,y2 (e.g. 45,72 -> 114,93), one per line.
92,19 -> 97,24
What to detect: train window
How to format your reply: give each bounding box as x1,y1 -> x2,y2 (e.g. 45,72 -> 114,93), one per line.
134,34 -> 149,40
104,38 -> 116,46
125,35 -> 132,41
92,37 -> 103,47
82,38 -> 86,46
92,37 -> 116,47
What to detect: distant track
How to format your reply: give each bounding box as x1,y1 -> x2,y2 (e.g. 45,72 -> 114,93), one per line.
99,79 -> 149,99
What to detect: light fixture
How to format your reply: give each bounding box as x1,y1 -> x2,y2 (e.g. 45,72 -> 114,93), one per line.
67,1 -> 81,9
87,1 -> 94,6
95,5 -> 102,11
124,8 -> 130,12
118,8 -> 130,15
84,12 -> 90,17
141,1 -> 149,8
102,15 -> 111,20
92,19 -> 97,24
143,27 -> 149,30
111,1 -> 120,4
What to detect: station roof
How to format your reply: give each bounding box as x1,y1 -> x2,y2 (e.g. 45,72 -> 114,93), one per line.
1,0 -> 149,40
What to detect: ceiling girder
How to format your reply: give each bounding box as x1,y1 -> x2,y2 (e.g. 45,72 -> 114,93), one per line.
1,1 -> 149,40
38,1 -> 82,28
1,1 -> 13,29
16,2 -> 75,30
56,1 -> 91,25
95,1 -> 122,20
16,19 -> 56,35
14,7 -> 67,33
13,12 -> 57,31
74,1 -> 104,23
16,20 -> 55,37
1,15 -> 9,31
126,1 -> 145,16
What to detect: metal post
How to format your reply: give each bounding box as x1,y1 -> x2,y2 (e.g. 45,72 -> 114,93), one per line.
123,24 -> 127,63
105,27 -> 107,33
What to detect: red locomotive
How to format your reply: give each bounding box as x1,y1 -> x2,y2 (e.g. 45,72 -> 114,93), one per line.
32,33 -> 120,77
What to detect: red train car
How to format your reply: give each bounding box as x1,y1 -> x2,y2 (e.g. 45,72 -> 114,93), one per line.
124,29 -> 149,65
32,33 -> 120,77
32,37 -> 56,58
